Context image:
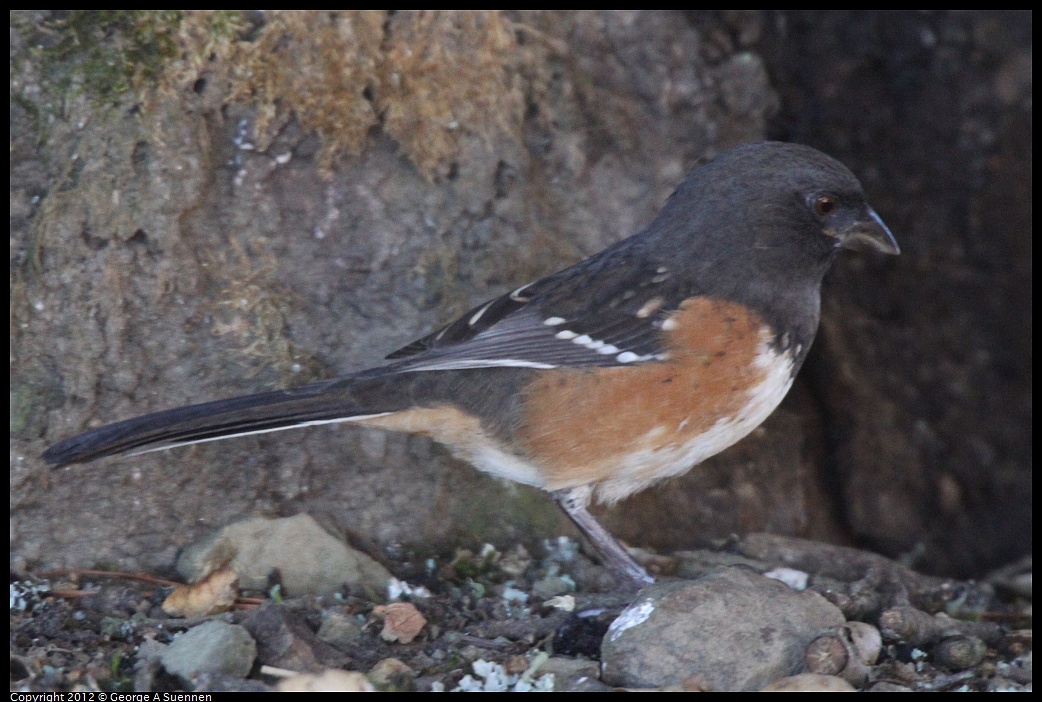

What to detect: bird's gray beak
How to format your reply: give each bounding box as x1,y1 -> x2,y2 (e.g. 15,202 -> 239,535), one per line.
838,207 -> 900,255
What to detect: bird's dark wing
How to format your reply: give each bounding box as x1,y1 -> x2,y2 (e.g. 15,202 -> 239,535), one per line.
385,247 -> 690,371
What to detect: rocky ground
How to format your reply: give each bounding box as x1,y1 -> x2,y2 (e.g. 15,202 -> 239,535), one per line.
10,522 -> 1031,692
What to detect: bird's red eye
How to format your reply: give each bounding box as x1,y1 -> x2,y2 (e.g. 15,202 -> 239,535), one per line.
814,196 -> 838,217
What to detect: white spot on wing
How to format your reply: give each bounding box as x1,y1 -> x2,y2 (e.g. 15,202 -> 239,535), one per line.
509,283 -> 533,301
573,335 -> 592,346
597,344 -> 619,355
469,301 -> 494,326
636,297 -> 664,318
543,316 -> 566,326
616,351 -> 640,363
555,330 -> 578,340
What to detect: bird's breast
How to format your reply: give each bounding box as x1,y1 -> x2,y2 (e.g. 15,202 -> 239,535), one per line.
517,298 -> 796,503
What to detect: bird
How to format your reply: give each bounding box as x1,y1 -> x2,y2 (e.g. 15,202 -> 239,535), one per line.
42,141 -> 899,586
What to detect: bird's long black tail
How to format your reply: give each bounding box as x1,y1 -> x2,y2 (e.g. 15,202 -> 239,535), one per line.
41,377 -> 383,467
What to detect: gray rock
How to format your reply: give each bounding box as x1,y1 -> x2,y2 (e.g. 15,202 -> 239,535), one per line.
532,575 -> 574,600
243,602 -> 350,671
601,566 -> 844,691
133,637 -> 167,692
538,656 -> 610,692
160,621 -> 257,682
176,513 -> 391,598
317,609 -> 365,649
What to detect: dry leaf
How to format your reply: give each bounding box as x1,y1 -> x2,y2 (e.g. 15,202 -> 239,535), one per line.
162,566 -> 238,617
373,602 -> 427,644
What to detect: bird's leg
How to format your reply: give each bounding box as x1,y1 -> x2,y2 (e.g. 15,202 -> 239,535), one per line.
551,486 -> 654,586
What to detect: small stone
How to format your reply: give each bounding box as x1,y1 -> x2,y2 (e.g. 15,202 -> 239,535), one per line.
369,657 -> 414,690
160,621 -> 257,682
316,609 -> 364,649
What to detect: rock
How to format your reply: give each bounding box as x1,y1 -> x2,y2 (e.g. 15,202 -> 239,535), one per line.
316,608 -> 365,649
537,656 -> 610,692
600,566 -> 844,691
368,657 -> 414,690
242,602 -> 349,671
532,574 -> 574,600
177,513 -> 391,597
160,621 -> 257,683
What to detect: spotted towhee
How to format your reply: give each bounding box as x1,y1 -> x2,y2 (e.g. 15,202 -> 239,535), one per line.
43,141 -> 899,585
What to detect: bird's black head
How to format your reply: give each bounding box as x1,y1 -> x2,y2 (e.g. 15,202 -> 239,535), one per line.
645,141 -> 898,351
658,141 -> 897,274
